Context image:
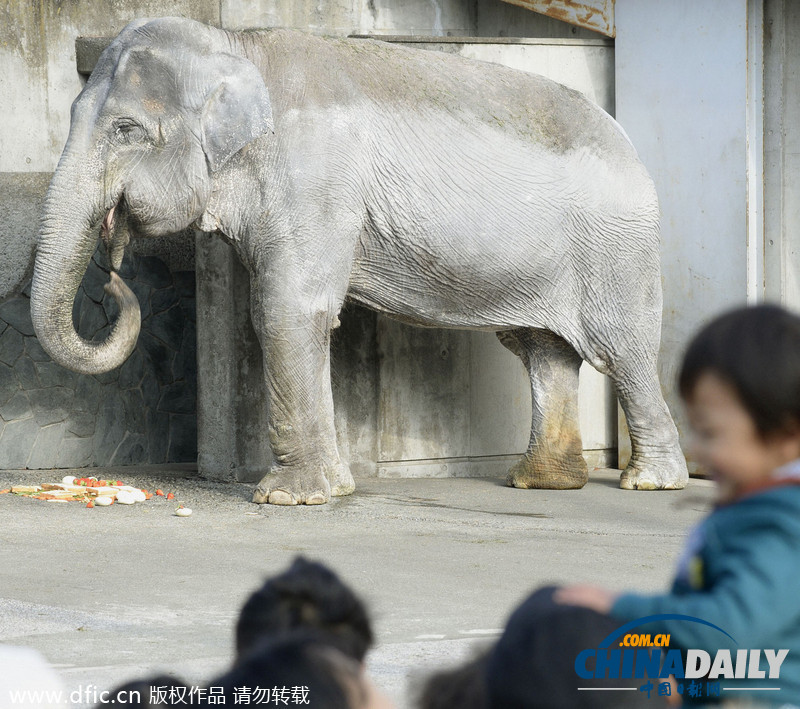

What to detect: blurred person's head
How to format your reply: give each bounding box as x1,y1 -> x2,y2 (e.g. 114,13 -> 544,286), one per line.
485,587 -> 667,709
416,649 -> 488,709
236,556 -> 373,663
214,632 -> 393,709
679,304 -> 800,500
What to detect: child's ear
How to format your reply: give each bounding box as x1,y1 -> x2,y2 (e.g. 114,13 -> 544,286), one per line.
776,419 -> 800,460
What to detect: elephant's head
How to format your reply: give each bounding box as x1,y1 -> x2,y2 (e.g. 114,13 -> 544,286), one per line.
31,17 -> 273,374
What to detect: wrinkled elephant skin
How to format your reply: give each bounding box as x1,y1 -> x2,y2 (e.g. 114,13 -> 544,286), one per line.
31,18 -> 688,504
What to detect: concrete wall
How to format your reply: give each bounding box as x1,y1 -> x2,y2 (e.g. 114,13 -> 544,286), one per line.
764,0 -> 800,309
614,0 -> 752,467
613,0 -> 799,468
221,0 -> 603,37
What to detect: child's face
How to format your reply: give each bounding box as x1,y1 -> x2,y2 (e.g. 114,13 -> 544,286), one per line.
685,372 -> 800,499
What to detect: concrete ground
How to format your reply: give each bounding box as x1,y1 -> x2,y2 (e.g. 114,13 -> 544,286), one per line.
0,467 -> 715,707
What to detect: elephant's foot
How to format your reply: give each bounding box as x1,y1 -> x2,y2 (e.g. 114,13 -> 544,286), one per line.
619,453 -> 689,490
328,461 -> 355,497
506,451 -> 588,490
252,466 -> 331,505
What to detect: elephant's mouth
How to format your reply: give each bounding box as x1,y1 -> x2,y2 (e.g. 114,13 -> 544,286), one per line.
100,195 -> 131,271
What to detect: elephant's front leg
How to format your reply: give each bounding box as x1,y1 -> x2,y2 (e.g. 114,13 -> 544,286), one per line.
250,300 -> 349,506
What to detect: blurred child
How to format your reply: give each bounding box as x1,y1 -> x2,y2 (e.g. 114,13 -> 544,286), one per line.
485,586 -> 666,709
235,557 -> 373,664
557,304 -> 800,706
210,632 -> 393,709
416,648 -> 489,709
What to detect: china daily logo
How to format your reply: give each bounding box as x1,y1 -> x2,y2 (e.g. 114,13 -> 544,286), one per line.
574,615 -> 788,699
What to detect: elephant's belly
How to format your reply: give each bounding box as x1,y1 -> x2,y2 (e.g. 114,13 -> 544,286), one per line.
347,242 -> 572,331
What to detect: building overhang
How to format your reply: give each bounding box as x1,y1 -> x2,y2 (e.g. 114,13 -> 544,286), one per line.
501,0 -> 615,38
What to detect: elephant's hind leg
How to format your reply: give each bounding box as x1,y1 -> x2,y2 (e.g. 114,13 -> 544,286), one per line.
609,350 -> 688,491
498,328 -> 588,490
328,462 -> 355,497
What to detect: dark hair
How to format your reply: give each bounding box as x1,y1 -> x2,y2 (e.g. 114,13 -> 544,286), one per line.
211,632 -> 362,708
417,650 -> 488,709
678,304 -> 800,435
235,557 -> 373,663
485,587 -> 665,709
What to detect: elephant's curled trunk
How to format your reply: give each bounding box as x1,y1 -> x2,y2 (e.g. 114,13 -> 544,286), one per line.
30,176 -> 141,375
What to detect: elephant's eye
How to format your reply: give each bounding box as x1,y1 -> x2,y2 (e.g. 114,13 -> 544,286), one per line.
112,119 -> 147,145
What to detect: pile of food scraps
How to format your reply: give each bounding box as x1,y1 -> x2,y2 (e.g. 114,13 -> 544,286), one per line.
1,476 -> 150,505
0,476 -> 191,514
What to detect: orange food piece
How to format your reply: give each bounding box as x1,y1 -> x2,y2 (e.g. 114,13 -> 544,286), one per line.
166,492 -> 175,500
0,489 -> 10,494
86,500 -> 94,508
156,489 -> 164,496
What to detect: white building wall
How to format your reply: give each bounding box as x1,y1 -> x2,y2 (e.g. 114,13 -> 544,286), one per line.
615,0 -> 753,467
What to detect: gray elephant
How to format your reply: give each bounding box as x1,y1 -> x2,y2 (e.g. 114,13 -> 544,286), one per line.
31,17 -> 688,504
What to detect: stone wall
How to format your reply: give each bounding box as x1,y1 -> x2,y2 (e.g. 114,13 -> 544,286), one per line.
0,249 -> 196,469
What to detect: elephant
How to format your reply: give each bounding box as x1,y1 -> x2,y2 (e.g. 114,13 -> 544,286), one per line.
31,17 -> 688,505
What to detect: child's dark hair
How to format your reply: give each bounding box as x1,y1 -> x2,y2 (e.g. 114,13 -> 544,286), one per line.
678,304 -> 800,435
485,586 -> 664,708
235,556 -> 373,663
417,650 -> 488,709
212,632 -> 363,708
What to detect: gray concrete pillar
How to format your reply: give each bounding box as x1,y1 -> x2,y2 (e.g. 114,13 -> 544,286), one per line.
195,232 -> 271,483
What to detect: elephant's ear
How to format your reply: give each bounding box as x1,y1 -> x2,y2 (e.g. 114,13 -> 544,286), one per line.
200,53 -> 274,172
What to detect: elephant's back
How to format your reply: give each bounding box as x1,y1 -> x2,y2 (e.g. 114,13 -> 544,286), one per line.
255,29 -> 635,162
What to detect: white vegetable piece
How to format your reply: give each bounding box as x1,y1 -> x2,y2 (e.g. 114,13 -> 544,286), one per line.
116,490 -> 136,505
175,507 -> 192,517
94,496 -> 113,506
62,476 -> 76,485
131,489 -> 146,503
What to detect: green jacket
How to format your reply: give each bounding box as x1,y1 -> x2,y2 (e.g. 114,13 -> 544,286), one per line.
611,483 -> 800,707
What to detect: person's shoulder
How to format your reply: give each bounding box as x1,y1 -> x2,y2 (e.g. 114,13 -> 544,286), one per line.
741,481 -> 800,508
719,483 -> 800,533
